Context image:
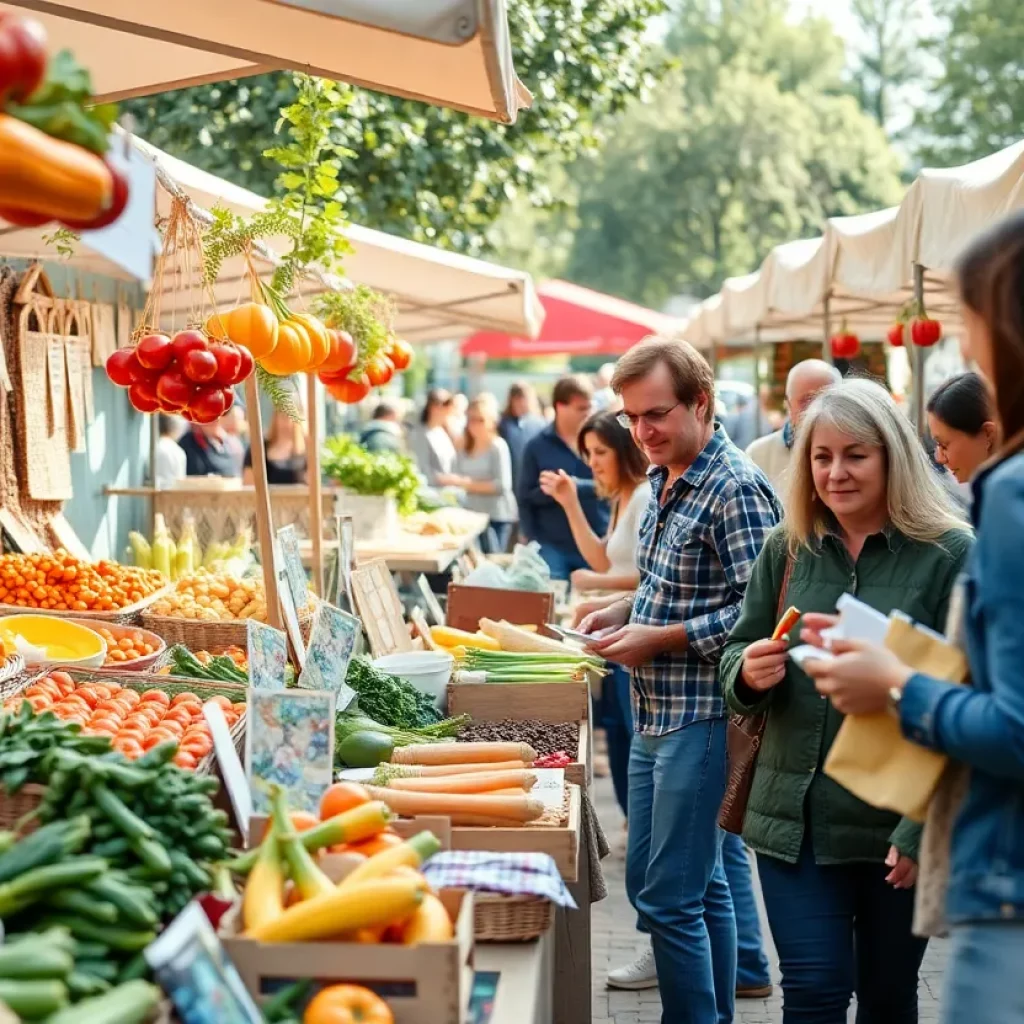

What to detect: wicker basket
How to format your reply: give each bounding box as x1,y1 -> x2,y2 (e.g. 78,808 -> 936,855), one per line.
0,783 -> 45,831
473,892 -> 554,942
141,605 -> 314,651
0,584 -> 172,627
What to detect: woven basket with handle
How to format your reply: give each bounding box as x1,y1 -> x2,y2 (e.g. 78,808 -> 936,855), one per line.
473,892 -> 554,942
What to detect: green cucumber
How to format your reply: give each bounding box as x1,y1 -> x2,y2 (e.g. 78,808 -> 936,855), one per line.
41,915 -> 156,952
90,783 -> 154,841
0,941 -> 73,979
42,979 -> 159,1024
0,818 -> 90,885
73,959 -> 119,983
47,889 -> 119,924
0,978 -> 68,1017
84,877 -> 157,929
0,857 -> 108,917
130,837 -> 172,876
67,970 -> 112,999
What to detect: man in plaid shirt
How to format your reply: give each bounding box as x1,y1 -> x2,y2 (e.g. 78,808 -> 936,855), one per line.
582,339 -> 780,1023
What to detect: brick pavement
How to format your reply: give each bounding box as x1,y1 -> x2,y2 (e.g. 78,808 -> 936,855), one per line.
590,765 -> 947,1023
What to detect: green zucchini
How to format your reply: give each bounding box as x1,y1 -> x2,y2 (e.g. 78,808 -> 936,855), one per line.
0,978 -> 68,1017
42,979 -> 159,1024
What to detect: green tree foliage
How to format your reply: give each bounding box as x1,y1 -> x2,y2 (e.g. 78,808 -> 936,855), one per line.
561,0 -> 904,307
850,0 -> 925,133
123,0 -> 666,255
915,0 -> 1024,165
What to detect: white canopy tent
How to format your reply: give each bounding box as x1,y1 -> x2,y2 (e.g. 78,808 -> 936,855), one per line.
0,138 -> 545,341
1,0 -> 530,123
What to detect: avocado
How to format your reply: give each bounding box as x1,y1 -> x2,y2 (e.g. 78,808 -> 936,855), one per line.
337,730 -> 395,768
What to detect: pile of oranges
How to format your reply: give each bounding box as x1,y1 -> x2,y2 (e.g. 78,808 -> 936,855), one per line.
94,626 -> 159,665
5,672 -> 245,770
0,551 -> 165,612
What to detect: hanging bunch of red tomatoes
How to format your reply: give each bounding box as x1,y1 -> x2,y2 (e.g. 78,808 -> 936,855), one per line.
104,330 -> 253,422
887,301 -> 943,350
829,325 -> 861,360
317,334 -> 414,405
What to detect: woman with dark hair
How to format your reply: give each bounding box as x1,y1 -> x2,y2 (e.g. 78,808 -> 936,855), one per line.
409,388 -> 456,486
499,381 -> 545,494
801,210 -> 1024,1024
541,410 -> 650,819
926,371 -> 998,484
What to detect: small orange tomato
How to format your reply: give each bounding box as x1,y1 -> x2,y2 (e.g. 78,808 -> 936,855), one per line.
320,782 -> 371,821
141,690 -> 170,706
170,692 -> 200,707
302,985 -> 393,1024
173,750 -> 198,770
346,832 -> 405,858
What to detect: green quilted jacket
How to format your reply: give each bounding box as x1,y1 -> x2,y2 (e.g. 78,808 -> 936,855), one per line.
720,523 -> 972,865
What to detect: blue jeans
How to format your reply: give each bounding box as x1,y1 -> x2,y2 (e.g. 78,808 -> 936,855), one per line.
721,832 -> 772,989
482,521 -> 514,554
627,719 -> 736,1024
943,922 -> 1024,1024
602,665 -> 633,817
537,543 -> 588,581
757,839 -> 927,1023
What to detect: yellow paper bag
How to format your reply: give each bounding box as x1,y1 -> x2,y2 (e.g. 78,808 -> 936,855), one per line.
824,616 -> 967,822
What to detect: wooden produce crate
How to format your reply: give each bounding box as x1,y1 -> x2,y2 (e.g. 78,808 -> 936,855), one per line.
450,782 -> 581,883
446,584 -> 553,632
447,680 -> 591,789
221,864 -> 474,1024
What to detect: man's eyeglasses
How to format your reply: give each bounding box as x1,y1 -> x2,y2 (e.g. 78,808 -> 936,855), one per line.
617,403 -> 681,430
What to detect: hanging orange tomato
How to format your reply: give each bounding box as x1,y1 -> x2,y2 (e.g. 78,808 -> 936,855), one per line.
259,321 -> 311,376
387,338 -> 414,371
291,313 -> 331,371
204,312 -> 229,341
319,329 -> 357,374
302,984 -> 393,1024
222,302 -> 279,359
327,373 -> 372,404
365,354 -> 394,388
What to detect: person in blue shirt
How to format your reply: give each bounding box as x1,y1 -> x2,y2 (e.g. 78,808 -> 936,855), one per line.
516,375 -> 609,579
801,210 -> 1024,1024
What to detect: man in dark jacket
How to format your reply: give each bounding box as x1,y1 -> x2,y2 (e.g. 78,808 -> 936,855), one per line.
358,402 -> 405,454
516,375 -> 609,579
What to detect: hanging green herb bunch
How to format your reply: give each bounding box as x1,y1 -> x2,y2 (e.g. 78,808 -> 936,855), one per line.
313,285 -> 396,374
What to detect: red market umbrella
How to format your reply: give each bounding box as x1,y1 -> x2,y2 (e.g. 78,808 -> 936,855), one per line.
461,279 -> 682,358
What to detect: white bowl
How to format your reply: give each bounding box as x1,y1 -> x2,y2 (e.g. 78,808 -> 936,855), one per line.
372,651 -> 455,712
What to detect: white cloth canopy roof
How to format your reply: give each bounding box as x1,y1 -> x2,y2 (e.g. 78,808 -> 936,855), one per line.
684,139 -> 1024,347
1,0 -> 529,123
0,138 -> 544,341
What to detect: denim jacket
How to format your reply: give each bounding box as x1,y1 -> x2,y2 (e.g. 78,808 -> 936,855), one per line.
900,449 -> 1024,924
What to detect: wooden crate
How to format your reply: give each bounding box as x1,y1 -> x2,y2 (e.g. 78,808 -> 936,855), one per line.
451,783 -> 581,883
445,584 -> 553,632
222,885 -> 473,1024
447,680 -> 591,788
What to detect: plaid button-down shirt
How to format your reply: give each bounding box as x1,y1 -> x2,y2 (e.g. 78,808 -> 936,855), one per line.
631,425 -> 781,735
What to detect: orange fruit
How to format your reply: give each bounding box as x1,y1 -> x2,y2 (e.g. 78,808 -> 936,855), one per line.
170,692 -> 200,707
346,832 -> 405,858
141,690 -> 170,706
319,782 -> 371,821
224,302 -> 279,359
173,750 -> 198,770
291,314 -> 330,370
258,321 -> 311,376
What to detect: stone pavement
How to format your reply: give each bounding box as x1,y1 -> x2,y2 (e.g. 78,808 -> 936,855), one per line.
589,763 -> 948,1023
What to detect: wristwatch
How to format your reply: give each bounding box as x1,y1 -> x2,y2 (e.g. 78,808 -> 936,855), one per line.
886,685 -> 903,719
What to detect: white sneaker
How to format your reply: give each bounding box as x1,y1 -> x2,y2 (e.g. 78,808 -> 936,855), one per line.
607,945 -> 659,990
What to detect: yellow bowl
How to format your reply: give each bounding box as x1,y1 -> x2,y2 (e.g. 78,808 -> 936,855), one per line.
0,615 -> 107,669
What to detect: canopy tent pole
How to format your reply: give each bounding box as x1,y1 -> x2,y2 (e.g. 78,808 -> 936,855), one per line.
753,324 -> 763,438
243,376 -> 283,630
912,263 -> 928,437
306,373 -> 324,597
822,292 -> 834,366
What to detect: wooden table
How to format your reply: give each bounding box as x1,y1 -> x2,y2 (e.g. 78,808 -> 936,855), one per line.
475,932 -> 554,1024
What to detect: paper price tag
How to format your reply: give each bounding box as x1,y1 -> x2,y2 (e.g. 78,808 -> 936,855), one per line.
246,620 -> 288,691
277,565 -> 306,671
530,768 -> 566,810
298,602 -> 359,711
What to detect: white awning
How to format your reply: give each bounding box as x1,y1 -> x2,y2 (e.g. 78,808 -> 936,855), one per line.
915,139 -> 1024,273
1,0 -> 530,122
0,138 -> 544,340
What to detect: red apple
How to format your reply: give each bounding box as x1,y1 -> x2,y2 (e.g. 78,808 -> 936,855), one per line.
170,330 -> 208,365
209,342 -> 242,387
156,369 -> 195,410
135,333 -> 174,371
105,348 -> 138,387
128,381 -> 160,413
182,347 -> 218,383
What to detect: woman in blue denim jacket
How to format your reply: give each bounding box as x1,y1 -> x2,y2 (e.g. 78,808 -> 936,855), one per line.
801,211 -> 1024,1024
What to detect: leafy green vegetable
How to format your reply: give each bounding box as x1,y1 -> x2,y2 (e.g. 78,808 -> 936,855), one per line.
8,51 -> 117,155
323,436 -> 421,517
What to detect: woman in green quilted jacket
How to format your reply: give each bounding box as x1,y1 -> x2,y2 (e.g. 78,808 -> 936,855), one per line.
720,377 -> 972,1024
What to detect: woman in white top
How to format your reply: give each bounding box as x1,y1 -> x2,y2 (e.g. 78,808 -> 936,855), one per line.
539,410 -> 651,592
540,411 -> 650,818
